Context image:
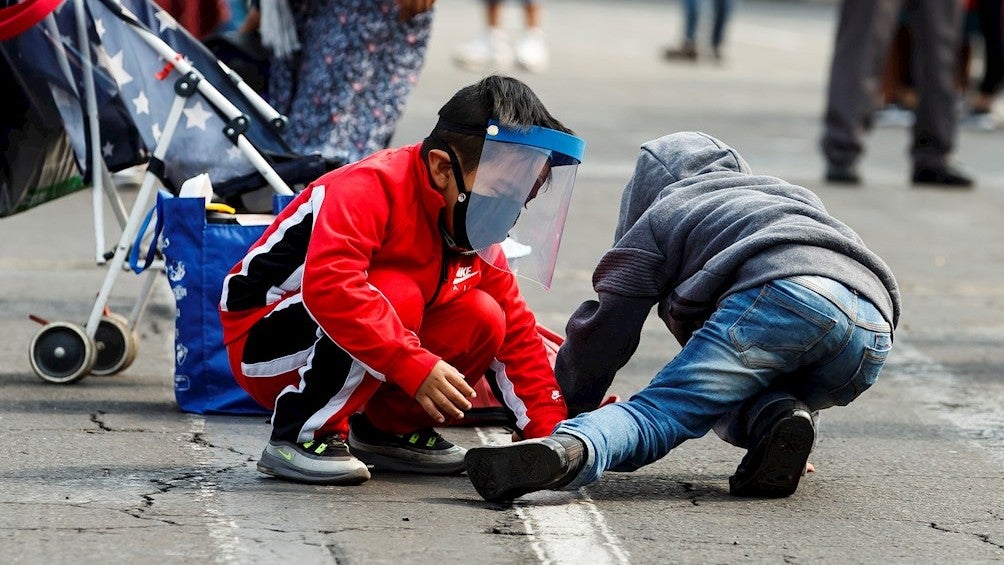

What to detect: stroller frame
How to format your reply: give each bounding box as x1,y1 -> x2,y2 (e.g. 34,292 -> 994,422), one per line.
22,0 -> 297,384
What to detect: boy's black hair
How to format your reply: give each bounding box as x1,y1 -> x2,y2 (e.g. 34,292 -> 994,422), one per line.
421,75 -> 574,173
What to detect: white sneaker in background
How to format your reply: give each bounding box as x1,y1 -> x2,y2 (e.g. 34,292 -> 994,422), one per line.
961,110 -> 1000,132
872,104 -> 915,128
453,28 -> 514,72
515,28 -> 549,73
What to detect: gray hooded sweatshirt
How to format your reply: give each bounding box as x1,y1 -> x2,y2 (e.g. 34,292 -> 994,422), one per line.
555,132 -> 900,414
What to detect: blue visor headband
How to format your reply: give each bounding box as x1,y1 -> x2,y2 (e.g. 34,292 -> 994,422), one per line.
435,119 -> 585,166
485,120 -> 585,166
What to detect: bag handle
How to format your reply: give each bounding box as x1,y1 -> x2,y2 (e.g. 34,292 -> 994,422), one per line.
129,193 -> 293,273
128,191 -> 168,274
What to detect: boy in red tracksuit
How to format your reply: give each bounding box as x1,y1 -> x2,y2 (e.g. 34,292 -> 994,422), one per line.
219,75 -> 586,484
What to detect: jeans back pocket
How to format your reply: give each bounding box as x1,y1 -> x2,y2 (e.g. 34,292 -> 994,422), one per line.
729,284 -> 838,369
826,333 -> 892,407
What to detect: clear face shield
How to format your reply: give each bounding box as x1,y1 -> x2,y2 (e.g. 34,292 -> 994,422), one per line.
463,121 -> 585,289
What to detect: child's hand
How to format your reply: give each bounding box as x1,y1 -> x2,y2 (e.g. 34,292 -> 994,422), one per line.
414,360 -> 476,423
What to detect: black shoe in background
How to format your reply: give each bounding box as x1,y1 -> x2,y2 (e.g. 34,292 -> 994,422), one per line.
663,40 -> 697,62
824,162 -> 861,185
911,164 -> 974,188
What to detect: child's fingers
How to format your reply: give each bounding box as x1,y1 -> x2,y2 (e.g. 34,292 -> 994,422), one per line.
448,373 -> 476,400
418,396 -> 446,424
427,388 -> 465,420
441,383 -> 473,412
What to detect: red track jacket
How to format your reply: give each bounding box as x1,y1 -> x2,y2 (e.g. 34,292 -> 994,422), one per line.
220,143 -> 567,438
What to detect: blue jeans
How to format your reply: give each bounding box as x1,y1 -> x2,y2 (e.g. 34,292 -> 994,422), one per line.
683,0 -> 735,47
555,276 -> 892,489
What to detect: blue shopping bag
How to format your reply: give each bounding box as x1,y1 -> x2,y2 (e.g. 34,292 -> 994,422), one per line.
132,191 -> 292,415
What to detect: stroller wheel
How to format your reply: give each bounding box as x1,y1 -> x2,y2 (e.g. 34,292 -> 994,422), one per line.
29,322 -> 96,384
91,314 -> 139,376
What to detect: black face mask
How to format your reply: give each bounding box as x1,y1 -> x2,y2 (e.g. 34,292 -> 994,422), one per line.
442,144 -> 475,251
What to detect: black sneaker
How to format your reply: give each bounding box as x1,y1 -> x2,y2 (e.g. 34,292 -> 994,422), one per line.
911,164 -> 974,188
729,404 -> 814,498
465,433 -> 586,502
346,413 -> 466,475
258,435 -> 371,485
825,162 -> 861,185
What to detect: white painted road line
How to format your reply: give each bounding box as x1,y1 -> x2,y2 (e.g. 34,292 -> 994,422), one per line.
886,344 -> 1004,461
186,414 -> 244,563
475,427 -> 631,565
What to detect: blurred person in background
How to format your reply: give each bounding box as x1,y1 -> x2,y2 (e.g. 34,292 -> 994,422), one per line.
871,7 -> 917,129
218,0 -> 248,32
453,0 -> 550,73
154,0 -> 229,39
663,0 -> 736,62
821,0 -> 973,188
957,0 -> 1003,131
244,0 -> 436,166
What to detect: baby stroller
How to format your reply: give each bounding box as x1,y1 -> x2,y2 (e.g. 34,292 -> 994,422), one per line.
1,0 -> 333,384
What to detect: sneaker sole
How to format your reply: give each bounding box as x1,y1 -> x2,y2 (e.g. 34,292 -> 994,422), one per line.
729,411 -> 814,498
452,56 -> 514,73
465,442 -> 563,502
347,433 -> 467,475
257,451 -> 371,485
515,59 -> 548,74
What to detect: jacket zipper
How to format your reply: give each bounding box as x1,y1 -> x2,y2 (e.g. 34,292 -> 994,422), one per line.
425,239 -> 449,307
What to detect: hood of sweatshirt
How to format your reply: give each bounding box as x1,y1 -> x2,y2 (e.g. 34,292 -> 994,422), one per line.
615,131 -> 751,240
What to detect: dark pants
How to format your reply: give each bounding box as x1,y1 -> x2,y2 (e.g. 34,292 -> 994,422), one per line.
821,0 -> 964,169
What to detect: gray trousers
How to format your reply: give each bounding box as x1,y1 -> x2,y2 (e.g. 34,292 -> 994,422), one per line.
820,0 -> 964,168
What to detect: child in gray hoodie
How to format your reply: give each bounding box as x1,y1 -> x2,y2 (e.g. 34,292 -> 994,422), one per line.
465,131 -> 900,501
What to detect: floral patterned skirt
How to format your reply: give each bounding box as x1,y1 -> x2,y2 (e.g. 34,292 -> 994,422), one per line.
269,0 -> 432,165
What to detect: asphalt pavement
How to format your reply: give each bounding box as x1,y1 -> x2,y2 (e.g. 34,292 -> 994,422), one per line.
2,1 -> 1004,563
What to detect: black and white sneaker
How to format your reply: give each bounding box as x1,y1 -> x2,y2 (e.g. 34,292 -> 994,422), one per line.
465,433 -> 586,502
258,435 -> 371,485
729,402 -> 815,498
347,413 -> 466,475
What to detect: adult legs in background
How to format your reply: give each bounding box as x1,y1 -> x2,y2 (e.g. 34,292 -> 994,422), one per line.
514,0 -> 549,73
709,0 -> 735,59
268,0 -> 432,165
908,0 -> 970,185
908,0 -> 963,169
964,0 -> 1003,130
664,0 -> 700,60
821,0 -> 903,184
454,0 -> 549,73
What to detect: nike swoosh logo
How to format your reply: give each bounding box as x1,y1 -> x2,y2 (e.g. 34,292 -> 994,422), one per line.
452,272 -> 478,285
277,448 -> 293,461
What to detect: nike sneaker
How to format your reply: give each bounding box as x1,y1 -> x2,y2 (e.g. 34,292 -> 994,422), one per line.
347,412 -> 466,475
258,435 -> 371,485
